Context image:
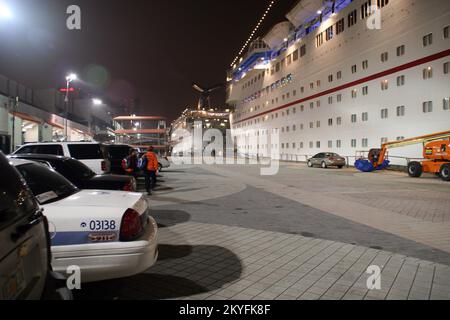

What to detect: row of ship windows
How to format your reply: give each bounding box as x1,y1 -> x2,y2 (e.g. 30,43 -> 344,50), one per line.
234,98 -> 450,133
316,1 -> 448,48
234,64 -> 449,128
279,137 -> 401,150
238,35 -> 448,117
239,135 -> 409,152
276,98 -> 449,132
239,136 -> 403,151
241,43 -> 306,90
241,11 -> 448,94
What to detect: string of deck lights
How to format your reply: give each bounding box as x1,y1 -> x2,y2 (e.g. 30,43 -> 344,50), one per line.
230,0 -> 276,68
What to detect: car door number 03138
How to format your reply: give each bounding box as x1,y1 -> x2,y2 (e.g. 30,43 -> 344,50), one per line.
89,220 -> 117,231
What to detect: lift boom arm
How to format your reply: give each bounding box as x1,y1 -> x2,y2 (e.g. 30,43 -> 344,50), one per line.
377,130 -> 450,166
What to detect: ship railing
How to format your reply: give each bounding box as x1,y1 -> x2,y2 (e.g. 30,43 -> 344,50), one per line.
232,153 -> 417,169
279,154 -> 416,169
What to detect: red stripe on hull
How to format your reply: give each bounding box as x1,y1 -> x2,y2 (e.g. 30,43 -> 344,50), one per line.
233,49 -> 450,125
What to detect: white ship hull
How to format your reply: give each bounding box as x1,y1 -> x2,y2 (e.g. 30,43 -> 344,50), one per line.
228,0 -> 450,166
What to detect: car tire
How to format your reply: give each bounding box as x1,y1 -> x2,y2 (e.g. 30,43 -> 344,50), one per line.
338,165 -> 343,169
408,161 -> 423,178
321,161 -> 327,169
307,160 -> 313,168
439,164 -> 450,181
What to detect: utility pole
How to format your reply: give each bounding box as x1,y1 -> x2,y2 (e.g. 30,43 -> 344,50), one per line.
64,80 -> 70,140
64,74 -> 77,141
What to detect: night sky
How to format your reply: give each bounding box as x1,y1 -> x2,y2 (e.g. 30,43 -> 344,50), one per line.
0,0 -> 296,121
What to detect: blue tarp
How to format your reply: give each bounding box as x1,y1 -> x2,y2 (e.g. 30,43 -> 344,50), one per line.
354,159 -> 390,172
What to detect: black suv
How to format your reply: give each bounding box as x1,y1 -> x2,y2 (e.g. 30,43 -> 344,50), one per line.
102,144 -> 134,175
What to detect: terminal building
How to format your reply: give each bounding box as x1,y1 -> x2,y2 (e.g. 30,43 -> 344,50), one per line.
0,74 -> 115,154
113,115 -> 169,155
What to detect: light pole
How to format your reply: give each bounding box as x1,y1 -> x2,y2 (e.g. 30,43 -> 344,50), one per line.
91,98 -> 103,136
64,73 -> 77,140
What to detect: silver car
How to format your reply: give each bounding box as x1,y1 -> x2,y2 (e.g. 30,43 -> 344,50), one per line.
307,153 -> 346,169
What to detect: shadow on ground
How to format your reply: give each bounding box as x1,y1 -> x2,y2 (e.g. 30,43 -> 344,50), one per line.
76,244 -> 242,300
151,209 -> 191,228
158,244 -> 193,260
156,185 -> 450,266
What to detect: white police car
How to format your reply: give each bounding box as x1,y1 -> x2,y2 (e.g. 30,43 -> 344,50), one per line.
9,159 -> 158,283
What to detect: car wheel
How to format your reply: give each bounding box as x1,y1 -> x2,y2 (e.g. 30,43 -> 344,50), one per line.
307,160 -> 313,168
439,164 -> 450,181
408,161 -> 423,178
338,165 -> 343,169
321,161 -> 327,169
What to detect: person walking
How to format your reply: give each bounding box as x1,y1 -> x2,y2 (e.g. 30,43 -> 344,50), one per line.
123,149 -> 139,178
143,146 -> 159,195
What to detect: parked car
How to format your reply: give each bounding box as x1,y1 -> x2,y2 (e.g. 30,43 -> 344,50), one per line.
0,152 -> 71,300
157,155 -> 171,171
10,158 -> 159,283
9,154 -> 137,192
0,152 -> 50,299
307,153 -> 346,169
13,142 -> 106,175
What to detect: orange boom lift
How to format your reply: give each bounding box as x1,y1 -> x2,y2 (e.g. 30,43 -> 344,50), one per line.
355,130 -> 450,181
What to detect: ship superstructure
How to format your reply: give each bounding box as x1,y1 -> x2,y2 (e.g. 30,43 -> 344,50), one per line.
227,0 -> 450,164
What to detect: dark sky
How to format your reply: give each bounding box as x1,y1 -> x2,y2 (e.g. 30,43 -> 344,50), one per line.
0,0 -> 296,121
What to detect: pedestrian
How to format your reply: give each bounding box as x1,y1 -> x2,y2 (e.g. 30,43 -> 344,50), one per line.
142,146 -> 159,195
128,149 -> 139,178
123,149 -> 139,178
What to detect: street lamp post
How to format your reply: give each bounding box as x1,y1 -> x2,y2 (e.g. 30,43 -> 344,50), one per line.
91,98 -> 103,137
64,73 -> 77,140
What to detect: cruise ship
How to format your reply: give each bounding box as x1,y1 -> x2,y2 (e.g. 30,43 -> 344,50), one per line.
170,107 -> 232,156
227,0 -> 450,165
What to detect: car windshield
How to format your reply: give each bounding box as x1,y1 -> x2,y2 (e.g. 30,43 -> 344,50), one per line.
105,146 -> 131,159
68,144 -> 103,160
16,163 -> 79,205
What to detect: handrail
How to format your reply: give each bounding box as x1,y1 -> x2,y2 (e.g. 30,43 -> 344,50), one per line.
237,152 -> 423,168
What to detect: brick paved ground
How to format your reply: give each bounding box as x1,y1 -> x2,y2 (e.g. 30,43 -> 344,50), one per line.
78,221 -> 450,300
77,162 -> 450,300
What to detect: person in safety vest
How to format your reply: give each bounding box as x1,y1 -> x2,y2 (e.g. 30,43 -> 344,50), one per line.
143,146 -> 159,195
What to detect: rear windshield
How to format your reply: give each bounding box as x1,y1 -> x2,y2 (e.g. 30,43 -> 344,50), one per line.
105,146 -> 132,159
64,159 -> 96,179
49,158 -> 96,182
0,154 -> 38,230
17,163 -> 79,205
68,144 -> 103,160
